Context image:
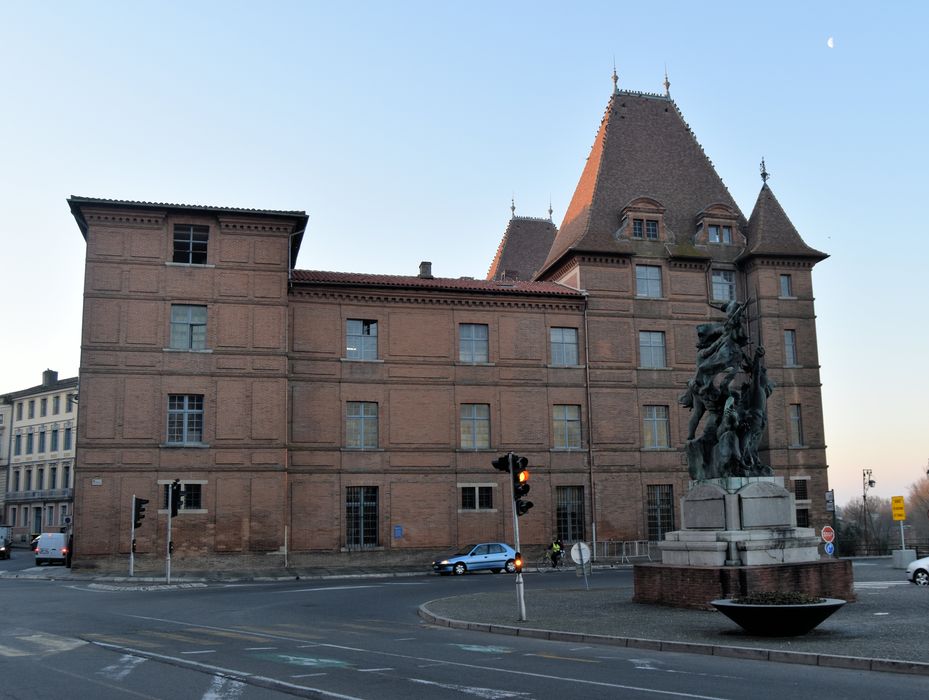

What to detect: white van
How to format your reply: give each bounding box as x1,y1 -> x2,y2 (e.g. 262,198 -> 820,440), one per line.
34,533 -> 68,566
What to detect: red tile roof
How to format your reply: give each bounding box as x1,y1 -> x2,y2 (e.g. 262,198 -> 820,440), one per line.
291,269 -> 582,297
486,216 -> 558,281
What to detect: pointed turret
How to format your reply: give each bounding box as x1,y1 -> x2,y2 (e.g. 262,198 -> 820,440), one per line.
742,183 -> 827,262
487,215 -> 558,281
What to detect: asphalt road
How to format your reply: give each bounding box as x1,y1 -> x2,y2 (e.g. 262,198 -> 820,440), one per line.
0,558 -> 927,699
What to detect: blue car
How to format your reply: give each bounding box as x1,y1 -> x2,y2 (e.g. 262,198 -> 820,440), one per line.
432,542 -> 518,575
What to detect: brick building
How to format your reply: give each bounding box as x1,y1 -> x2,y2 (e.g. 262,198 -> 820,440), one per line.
69,82 -> 828,572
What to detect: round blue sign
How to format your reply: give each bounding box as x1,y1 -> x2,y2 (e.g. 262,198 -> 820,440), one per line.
824,542 -> 835,555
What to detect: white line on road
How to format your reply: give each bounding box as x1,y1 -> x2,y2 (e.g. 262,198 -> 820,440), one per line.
244,646 -> 277,650
358,668 -> 394,672
281,585 -> 382,593
202,674 -> 245,700
180,650 -> 217,655
97,654 -> 147,681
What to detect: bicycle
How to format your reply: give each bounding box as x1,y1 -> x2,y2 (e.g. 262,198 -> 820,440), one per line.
535,548 -> 569,573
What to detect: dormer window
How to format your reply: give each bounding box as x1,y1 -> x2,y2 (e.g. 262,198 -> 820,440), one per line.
708,224 -> 732,245
632,219 -> 659,240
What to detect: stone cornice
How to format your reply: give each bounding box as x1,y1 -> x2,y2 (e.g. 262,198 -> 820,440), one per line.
288,288 -> 585,311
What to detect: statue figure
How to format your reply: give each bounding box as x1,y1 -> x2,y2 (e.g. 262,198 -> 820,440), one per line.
680,298 -> 774,480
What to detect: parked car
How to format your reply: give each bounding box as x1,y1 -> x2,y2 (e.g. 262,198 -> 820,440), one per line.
432,542 -> 517,575
906,555 -> 929,586
34,533 -> 68,566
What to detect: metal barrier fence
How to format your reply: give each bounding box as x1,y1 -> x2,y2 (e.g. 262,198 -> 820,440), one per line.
593,539 -> 657,564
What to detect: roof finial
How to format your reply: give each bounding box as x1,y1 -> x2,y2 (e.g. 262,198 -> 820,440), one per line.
510,196 -> 516,218
612,57 -> 619,94
760,157 -> 770,184
548,196 -> 553,221
663,64 -> 670,97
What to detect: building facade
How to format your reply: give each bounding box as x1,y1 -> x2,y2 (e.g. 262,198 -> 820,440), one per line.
69,83 -> 829,571
2,370 -> 78,542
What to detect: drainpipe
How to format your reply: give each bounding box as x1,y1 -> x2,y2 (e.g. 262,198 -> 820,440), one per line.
582,291 -> 597,558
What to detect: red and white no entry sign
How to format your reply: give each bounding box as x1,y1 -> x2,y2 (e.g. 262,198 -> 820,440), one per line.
821,525 -> 836,543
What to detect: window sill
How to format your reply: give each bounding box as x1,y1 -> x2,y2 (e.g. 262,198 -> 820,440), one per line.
340,358 -> 384,363
784,364 -> 802,369
641,447 -> 675,451
160,442 -> 211,449
787,445 -> 807,449
156,509 -> 207,515
455,448 -> 495,453
634,296 -> 665,301
165,262 -> 215,269
455,362 -> 496,367
341,448 -> 384,452
550,447 -> 584,452
637,366 -> 672,371
778,295 -> 798,300
546,364 -> 586,369
457,508 -> 498,514
163,348 -> 213,354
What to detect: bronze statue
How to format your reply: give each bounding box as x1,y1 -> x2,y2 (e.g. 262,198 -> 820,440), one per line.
680,299 -> 774,479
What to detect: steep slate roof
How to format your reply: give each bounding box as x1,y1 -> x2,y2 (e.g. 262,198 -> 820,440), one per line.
486,216 -> 558,281
1,376 -> 78,401
538,90 -> 745,276
291,269 -> 581,297
742,184 -> 828,261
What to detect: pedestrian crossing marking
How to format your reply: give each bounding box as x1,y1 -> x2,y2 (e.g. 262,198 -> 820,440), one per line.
83,633 -> 162,649
0,644 -> 30,657
18,633 -> 87,654
186,627 -> 275,643
142,630 -> 213,644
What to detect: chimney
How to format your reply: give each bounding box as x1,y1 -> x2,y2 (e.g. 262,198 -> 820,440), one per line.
418,261 -> 433,279
42,369 -> 58,386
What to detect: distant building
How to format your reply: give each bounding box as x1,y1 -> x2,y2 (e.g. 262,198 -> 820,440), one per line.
69,80 -> 829,571
2,370 -> 78,542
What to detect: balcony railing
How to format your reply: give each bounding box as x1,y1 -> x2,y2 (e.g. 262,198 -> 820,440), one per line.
4,488 -> 73,503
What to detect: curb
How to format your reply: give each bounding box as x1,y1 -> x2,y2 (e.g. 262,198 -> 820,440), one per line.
417,603 -> 929,677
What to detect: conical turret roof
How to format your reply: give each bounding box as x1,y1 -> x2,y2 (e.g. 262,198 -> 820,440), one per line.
487,215 -> 557,281
742,183 -> 827,261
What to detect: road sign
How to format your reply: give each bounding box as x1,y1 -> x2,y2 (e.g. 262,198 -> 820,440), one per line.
891,496 -> 906,521
570,541 -> 591,565
821,525 -> 835,543
824,489 -> 835,513
824,542 -> 835,556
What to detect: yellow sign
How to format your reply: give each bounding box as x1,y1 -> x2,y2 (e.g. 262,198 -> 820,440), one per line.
891,495 -> 906,521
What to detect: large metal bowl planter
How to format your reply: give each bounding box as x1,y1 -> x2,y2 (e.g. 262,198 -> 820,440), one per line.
710,598 -> 846,636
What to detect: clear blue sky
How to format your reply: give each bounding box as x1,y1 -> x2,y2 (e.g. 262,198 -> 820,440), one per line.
2,1 -> 927,509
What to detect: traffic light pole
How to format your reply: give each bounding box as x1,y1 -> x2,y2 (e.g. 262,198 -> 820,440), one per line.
509,453 -> 527,621
130,495 -> 136,577
166,487 -> 174,584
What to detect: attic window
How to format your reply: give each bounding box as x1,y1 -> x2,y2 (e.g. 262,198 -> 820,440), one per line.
708,225 -> 732,245
632,219 -> 659,240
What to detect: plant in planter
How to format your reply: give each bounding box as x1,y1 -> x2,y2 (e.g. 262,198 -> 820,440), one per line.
711,591 -> 846,636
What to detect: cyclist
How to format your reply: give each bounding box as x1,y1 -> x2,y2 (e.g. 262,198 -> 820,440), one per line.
549,538 -> 563,568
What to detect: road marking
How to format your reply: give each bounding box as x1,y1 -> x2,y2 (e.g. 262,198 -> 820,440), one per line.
181,650 -> 217,655
526,651 -> 599,664
244,646 -> 277,650
874,612 -> 890,616
98,654 -> 147,681
281,585 -> 380,593
0,644 -> 30,657
19,632 -> 87,654
119,614 -> 731,698
187,628 -> 274,643
393,637 -> 416,641
291,673 -> 328,678
410,678 -> 530,698
357,667 -> 394,672
452,644 -> 512,654
260,653 -> 351,669
202,674 -> 245,700
854,581 -> 908,588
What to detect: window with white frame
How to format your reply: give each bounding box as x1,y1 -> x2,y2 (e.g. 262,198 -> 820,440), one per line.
635,265 -> 662,298
459,323 -> 489,363
167,394 -> 204,444
346,319 -> 378,360
639,331 -> 666,368
779,273 -> 793,298
550,327 -> 579,366
708,224 -> 733,245
346,401 -> 378,449
170,304 -> 208,350
643,405 -> 670,448
632,218 -> 659,240
460,403 -> 490,450
460,485 -> 494,511
788,404 -> 804,446
712,269 -> 736,301
162,482 -> 203,511
784,329 -> 798,366
552,404 -> 582,449
173,224 -> 209,265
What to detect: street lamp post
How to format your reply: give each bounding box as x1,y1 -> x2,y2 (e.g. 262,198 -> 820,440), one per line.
862,468 -> 876,553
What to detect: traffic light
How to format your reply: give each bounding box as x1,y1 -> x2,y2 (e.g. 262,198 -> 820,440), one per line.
512,456 -> 533,516
492,454 -> 510,472
170,479 -> 181,518
513,552 -> 523,573
133,496 -> 149,529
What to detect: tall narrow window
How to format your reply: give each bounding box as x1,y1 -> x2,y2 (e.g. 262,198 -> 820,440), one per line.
460,404 -> 490,450
635,265 -> 662,298
38,429 -> 46,453
552,405 -> 582,449
170,304 -> 208,350
37,469 -> 44,490
346,402 -> 378,449
647,484 -> 675,541
50,466 -> 57,490
346,486 -> 379,548
40,398 -> 47,417
645,220 -> 659,240
550,327 -> 579,366
712,269 -> 736,302
66,394 -> 74,412
459,323 -> 489,363
643,405 -> 670,448
639,331 -> 666,368
793,479 -> 809,501
173,224 -> 209,264
63,465 -> 71,488
53,395 -> 60,414
556,486 -> 585,542
14,434 -> 21,456
64,427 -> 72,450
788,404 -> 804,447
784,329 -> 798,366
346,319 -> 378,360
13,471 -> 20,491
28,400 -> 35,419
51,428 -> 59,452
779,274 -> 793,298
16,402 -> 22,420
167,394 -> 204,444
26,433 -> 34,454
